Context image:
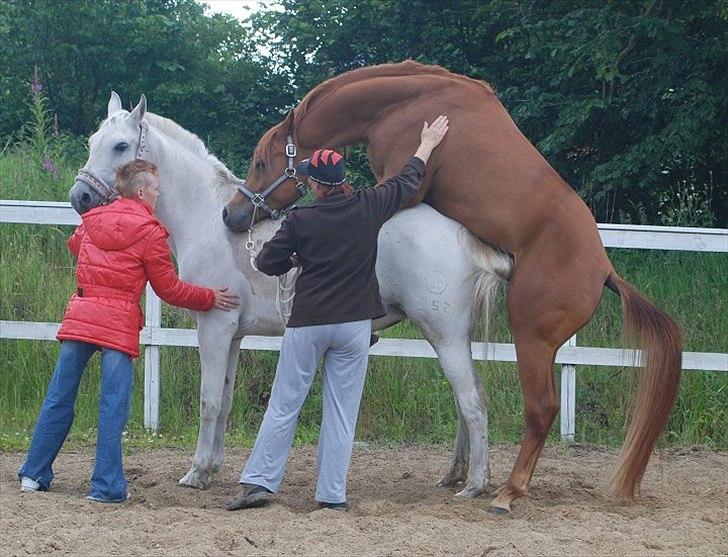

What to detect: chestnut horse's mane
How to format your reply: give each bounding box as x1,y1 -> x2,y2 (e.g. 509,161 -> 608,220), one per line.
252,60 -> 494,164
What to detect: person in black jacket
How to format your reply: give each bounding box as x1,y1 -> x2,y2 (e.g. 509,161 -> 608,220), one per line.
228,115 -> 449,512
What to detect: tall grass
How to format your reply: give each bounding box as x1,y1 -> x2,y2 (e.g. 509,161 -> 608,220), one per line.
1,93 -> 726,452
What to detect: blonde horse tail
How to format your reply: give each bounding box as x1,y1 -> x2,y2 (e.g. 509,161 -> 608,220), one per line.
606,271 -> 682,499
461,231 -> 513,348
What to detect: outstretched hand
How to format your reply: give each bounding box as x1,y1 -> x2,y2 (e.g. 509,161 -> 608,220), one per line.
420,115 -> 449,148
415,115 -> 449,164
212,286 -> 240,311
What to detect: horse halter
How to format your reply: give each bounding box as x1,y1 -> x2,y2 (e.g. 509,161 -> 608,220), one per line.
235,135 -> 308,220
74,121 -> 148,204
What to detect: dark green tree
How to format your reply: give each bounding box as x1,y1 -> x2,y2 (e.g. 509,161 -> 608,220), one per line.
1,0 -> 295,171
250,0 -> 728,225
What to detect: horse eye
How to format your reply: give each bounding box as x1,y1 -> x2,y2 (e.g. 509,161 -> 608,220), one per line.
114,142 -> 129,152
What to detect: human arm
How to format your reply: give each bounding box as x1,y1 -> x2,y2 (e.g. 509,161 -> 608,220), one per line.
255,218 -> 299,276
142,225 -> 236,311
370,115 -> 449,222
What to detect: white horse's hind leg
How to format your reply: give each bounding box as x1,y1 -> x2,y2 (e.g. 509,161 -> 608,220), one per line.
436,397 -> 470,487
433,340 -> 490,498
210,339 -> 242,472
179,315 -> 237,489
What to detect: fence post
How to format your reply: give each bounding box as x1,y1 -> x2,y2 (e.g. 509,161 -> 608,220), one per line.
143,284 -> 162,431
560,334 -> 577,441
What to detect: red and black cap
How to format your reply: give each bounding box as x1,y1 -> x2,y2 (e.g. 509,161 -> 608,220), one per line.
296,149 -> 346,186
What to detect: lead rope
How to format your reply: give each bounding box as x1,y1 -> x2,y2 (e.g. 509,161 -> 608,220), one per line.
244,205 -> 301,327
276,267 -> 301,327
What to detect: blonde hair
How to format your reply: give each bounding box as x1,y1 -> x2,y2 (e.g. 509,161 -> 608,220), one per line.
115,160 -> 158,198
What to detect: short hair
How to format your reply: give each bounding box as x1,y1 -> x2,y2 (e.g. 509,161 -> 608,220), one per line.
115,160 -> 158,198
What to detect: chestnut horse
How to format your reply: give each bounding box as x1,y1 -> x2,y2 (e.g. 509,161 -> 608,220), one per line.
222,61 -> 682,513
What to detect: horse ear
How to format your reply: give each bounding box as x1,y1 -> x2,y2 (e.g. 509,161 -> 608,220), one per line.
283,109 -> 295,133
130,94 -> 147,122
107,91 -> 122,117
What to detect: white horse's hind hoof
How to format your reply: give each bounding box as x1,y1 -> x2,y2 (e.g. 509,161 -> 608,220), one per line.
179,468 -> 211,489
436,469 -> 467,488
455,485 -> 487,498
436,477 -> 462,488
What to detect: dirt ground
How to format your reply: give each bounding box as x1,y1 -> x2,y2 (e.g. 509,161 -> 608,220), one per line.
1,444 -> 726,556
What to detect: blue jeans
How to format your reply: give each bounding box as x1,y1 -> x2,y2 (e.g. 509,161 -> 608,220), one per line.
19,340 -> 134,501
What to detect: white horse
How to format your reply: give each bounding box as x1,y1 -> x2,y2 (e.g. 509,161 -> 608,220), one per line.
68,93 -> 513,498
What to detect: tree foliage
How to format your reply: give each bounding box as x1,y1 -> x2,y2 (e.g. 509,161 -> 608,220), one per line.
2,0 -> 726,225
1,0 -> 294,170
250,0 -> 728,225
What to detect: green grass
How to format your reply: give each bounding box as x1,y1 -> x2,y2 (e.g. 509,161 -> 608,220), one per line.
1,146 -> 727,452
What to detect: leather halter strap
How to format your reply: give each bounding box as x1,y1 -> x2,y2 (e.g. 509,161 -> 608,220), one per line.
74,121 -> 148,204
234,135 -> 308,220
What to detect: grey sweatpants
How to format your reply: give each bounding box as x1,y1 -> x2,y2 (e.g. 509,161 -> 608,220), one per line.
240,319 -> 371,503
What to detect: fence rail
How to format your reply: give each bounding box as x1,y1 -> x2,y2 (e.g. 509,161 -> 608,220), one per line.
2,200 -> 727,438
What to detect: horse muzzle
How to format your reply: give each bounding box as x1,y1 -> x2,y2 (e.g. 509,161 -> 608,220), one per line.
222,203 -> 255,233
69,180 -> 104,214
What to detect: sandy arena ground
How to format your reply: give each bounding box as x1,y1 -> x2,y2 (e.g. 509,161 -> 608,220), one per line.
1,444 -> 726,556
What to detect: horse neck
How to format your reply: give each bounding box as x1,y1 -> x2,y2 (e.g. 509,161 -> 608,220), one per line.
146,130 -> 229,252
296,76 -> 440,149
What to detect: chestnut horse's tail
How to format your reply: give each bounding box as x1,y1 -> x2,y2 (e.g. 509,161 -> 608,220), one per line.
605,271 -> 682,499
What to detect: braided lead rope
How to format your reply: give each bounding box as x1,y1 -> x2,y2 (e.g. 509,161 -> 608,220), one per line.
276,267 -> 301,327
244,204 -> 301,326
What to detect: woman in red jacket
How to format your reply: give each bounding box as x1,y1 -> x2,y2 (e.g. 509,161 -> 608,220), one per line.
18,159 -> 238,503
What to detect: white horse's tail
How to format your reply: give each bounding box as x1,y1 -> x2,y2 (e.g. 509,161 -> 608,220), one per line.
460,231 -> 513,349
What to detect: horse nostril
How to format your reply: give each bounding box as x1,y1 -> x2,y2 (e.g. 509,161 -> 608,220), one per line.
221,207 -> 228,221
80,192 -> 91,207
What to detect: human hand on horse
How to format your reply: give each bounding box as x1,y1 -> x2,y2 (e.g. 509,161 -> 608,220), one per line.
212,286 -> 240,311
414,115 -> 449,163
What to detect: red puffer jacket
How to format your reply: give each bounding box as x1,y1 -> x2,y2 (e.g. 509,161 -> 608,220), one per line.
57,198 -> 215,357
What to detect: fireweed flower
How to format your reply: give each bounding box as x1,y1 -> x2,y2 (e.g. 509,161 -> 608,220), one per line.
42,155 -> 59,180
30,67 -> 43,95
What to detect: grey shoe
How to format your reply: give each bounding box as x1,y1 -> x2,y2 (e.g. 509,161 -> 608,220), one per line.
86,492 -> 129,504
319,501 -> 348,512
20,476 -> 41,493
226,483 -> 272,511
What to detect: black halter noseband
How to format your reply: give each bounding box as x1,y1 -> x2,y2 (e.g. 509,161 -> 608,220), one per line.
235,135 -> 308,220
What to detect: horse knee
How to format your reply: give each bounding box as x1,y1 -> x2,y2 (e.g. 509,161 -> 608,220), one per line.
200,399 -> 221,422
525,399 -> 559,437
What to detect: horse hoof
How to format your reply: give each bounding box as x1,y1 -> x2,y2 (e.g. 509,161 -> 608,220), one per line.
436,476 -> 462,488
487,504 -> 510,515
178,470 -> 208,489
455,485 -> 486,498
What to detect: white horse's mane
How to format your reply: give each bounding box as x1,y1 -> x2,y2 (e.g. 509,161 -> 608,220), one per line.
145,112 -> 239,195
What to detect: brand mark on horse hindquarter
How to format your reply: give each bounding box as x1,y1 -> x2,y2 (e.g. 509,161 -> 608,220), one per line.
425,270 -> 447,294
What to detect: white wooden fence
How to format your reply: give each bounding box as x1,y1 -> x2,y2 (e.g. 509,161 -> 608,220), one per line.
2,200 -> 727,440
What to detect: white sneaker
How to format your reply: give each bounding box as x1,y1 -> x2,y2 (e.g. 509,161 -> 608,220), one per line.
20,476 -> 41,492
